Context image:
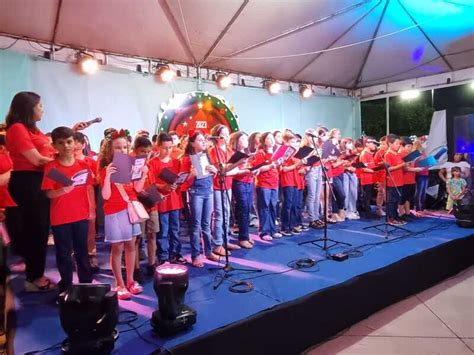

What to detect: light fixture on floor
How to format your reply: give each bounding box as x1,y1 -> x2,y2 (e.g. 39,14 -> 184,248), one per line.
59,284 -> 119,354
151,264 -> 197,336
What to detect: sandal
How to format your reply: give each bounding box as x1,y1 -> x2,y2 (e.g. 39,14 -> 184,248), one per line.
192,257 -> 204,268
206,253 -> 220,262
239,240 -> 254,249
25,279 -> 57,293
213,246 -> 230,257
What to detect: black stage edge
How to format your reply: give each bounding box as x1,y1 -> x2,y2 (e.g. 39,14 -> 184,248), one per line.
153,233 -> 474,355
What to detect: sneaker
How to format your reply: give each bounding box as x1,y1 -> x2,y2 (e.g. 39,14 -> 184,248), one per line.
281,230 -> 293,237
299,224 -> 310,231
115,287 -> 131,300
291,228 -> 301,235
127,281 -> 143,295
260,234 -> 273,241
333,214 -> 345,222
396,218 -> 408,225
170,254 -> 187,265
346,212 -> 360,220
272,232 -> 283,239
388,218 -> 404,226
376,209 -> 386,217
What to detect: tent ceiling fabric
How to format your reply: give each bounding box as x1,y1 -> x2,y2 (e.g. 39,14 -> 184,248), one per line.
0,0 -> 472,89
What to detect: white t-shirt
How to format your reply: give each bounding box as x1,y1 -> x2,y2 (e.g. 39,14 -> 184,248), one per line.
442,161 -> 471,179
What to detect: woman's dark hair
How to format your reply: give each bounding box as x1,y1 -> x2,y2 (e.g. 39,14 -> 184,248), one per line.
74,131 -> 86,144
387,133 -> 400,145
5,92 -> 41,132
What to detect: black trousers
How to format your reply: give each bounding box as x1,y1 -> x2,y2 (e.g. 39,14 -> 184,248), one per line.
6,171 -> 50,281
361,184 -> 374,215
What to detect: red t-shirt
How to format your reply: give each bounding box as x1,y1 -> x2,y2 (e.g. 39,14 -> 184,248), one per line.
0,152 -> 16,207
280,158 -> 298,188
42,159 -> 93,226
296,167 -> 305,190
148,157 -> 183,213
385,150 -> 404,187
209,146 -> 233,190
252,150 -> 279,189
99,168 -> 138,215
400,151 -> 416,185
359,149 -> 375,185
6,123 -> 54,172
233,158 -> 254,184
374,147 -> 387,183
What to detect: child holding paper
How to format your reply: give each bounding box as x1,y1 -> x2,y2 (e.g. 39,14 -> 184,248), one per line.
99,129 -> 147,300
446,167 -> 467,213
41,127 -> 94,294
279,130 -> 303,236
74,131 -> 99,272
252,132 -> 282,241
148,133 -> 186,267
180,130 -> 218,267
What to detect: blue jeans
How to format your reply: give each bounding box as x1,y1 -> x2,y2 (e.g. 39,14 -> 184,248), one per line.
295,189 -> 304,225
281,186 -> 297,231
331,174 -> 346,213
256,187 -> 278,237
157,209 -> 181,261
212,189 -> 232,247
415,175 -> 428,211
189,187 -> 214,258
232,180 -> 253,241
387,186 -> 401,219
305,166 -> 322,221
343,172 -> 358,213
51,219 -> 92,292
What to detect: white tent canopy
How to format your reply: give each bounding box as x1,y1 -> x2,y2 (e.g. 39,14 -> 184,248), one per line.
1,0 -> 473,89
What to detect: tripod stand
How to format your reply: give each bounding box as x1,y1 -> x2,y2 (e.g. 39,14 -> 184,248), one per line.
363,154 -> 409,238
299,136 -> 351,254
209,139 -> 261,290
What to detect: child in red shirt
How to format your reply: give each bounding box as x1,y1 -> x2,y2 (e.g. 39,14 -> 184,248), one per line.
41,127 -> 94,293
279,131 -> 303,236
99,129 -> 148,300
358,137 -> 378,218
148,133 -> 186,267
74,131 -> 99,272
384,134 -> 408,226
253,132 -> 282,240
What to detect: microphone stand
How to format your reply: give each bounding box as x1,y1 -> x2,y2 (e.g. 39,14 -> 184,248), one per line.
363,151 -> 409,238
209,139 -> 262,290
299,136 -> 351,255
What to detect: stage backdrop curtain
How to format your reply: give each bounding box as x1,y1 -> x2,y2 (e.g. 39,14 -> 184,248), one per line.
0,51 -> 361,150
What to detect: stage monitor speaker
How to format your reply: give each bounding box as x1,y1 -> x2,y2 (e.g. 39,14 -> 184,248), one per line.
454,190 -> 474,228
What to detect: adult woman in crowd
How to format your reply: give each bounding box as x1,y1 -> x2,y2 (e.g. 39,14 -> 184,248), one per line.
5,92 -> 56,291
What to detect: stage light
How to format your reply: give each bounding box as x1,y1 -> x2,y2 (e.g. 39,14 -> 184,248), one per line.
78,54 -> 99,75
299,84 -> 312,99
58,284 -> 119,354
156,65 -> 175,83
400,89 -> 420,100
470,81 -> 474,90
266,81 -> 281,95
216,73 -> 232,89
151,264 -> 197,336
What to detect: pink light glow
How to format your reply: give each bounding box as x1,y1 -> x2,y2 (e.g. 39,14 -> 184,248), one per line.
156,264 -> 188,275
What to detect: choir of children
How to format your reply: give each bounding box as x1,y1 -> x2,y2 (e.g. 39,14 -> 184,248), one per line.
2,91 -> 471,300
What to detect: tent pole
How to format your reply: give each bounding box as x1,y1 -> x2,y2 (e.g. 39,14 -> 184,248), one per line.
386,96 -> 389,135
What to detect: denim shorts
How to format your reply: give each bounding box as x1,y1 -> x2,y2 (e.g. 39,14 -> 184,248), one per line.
104,209 -> 142,243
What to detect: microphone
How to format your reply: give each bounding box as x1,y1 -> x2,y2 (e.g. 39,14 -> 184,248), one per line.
72,117 -> 102,131
207,136 -> 224,140
305,129 -> 318,138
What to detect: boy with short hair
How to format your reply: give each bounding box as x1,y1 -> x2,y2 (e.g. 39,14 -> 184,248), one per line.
42,126 -> 94,293
384,134 -> 407,226
148,133 -> 186,266
358,137 -> 378,218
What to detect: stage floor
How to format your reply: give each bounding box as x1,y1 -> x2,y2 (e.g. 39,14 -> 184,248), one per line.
10,215 -> 474,354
